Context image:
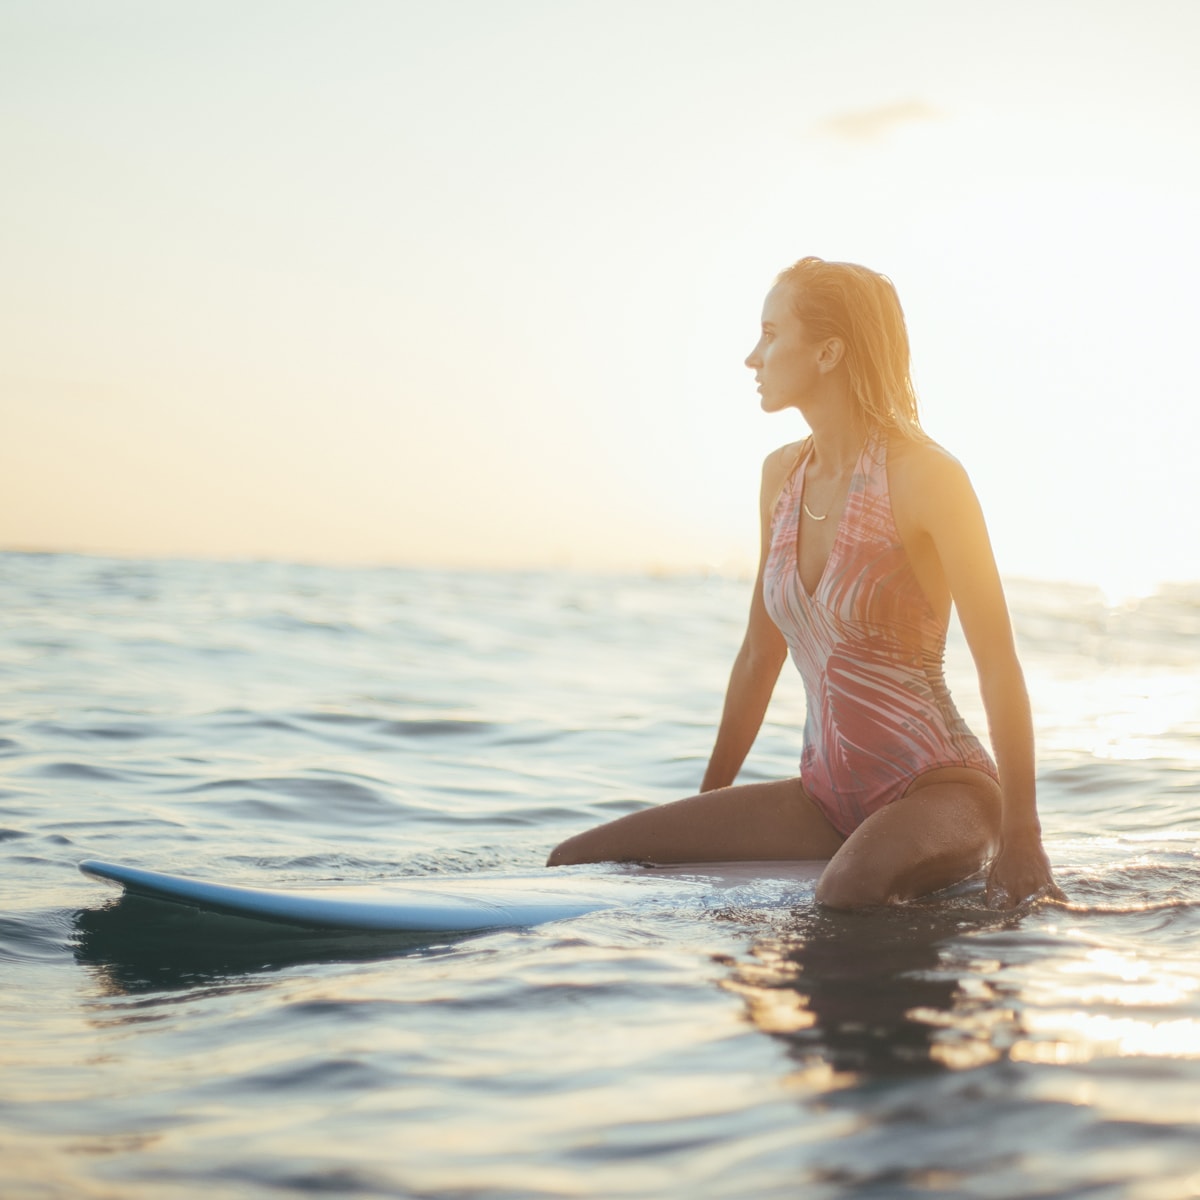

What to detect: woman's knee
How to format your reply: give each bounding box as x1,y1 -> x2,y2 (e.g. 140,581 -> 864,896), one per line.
814,859 -> 893,910
546,834 -> 594,867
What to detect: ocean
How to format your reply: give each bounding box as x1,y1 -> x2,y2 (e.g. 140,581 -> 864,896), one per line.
3,551 -> 1199,1199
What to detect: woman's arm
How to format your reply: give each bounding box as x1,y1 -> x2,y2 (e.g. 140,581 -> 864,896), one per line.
899,445 -> 1063,908
700,448 -> 791,791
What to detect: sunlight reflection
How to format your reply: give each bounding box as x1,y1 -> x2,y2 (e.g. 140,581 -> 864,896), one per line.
780,1059 -> 856,1094
926,1037 -> 1002,1071
1034,674 -> 1200,765
1018,1013 -> 1200,1060
1010,1038 -> 1096,1065
723,978 -> 816,1034
906,1002 -> 1008,1070
1040,948 -> 1199,1008
1129,1172 -> 1200,1200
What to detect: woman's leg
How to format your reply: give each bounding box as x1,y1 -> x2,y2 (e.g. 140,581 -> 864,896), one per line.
814,768 -> 1002,909
546,777 -> 846,866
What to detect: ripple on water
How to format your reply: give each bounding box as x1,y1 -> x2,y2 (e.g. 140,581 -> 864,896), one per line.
171,775 -> 403,826
32,761 -> 133,783
1051,842 -> 1200,911
221,1055 -> 397,1096
0,913 -> 73,964
376,718 -> 498,740
28,721 -> 163,742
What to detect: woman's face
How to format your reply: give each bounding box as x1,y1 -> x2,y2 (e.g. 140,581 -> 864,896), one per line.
744,284 -> 825,414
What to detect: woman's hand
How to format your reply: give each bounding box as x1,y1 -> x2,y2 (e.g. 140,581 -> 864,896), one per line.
985,831 -> 1065,909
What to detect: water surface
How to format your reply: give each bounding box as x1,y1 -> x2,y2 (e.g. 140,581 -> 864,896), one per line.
3,553 -> 1199,1198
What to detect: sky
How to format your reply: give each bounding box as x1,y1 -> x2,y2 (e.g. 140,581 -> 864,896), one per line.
3,0 -> 1199,597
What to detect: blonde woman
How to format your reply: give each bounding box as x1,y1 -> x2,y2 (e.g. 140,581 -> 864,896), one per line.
549,257 -> 1061,910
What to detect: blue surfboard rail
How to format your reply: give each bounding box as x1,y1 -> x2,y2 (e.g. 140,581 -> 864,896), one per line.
79,859 -> 621,932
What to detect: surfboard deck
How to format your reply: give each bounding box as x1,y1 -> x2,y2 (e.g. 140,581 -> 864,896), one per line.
79,859 -> 825,933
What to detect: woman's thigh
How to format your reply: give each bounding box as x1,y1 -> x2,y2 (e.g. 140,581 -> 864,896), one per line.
814,769 -> 1003,909
547,777 -> 846,866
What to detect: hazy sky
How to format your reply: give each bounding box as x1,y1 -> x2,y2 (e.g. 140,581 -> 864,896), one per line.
4,0 -> 1199,596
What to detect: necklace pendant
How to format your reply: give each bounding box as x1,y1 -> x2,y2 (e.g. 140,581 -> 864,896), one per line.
803,502 -> 828,522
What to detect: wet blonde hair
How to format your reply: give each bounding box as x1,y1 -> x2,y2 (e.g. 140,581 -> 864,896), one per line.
775,256 -> 924,440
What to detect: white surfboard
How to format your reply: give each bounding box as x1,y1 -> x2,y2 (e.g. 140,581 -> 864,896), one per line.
79,858 -> 825,933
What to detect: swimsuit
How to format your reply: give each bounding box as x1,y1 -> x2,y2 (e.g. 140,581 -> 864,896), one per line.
762,433 -> 998,837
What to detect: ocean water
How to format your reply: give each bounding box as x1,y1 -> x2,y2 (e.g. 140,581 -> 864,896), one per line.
3,551 -> 1200,1199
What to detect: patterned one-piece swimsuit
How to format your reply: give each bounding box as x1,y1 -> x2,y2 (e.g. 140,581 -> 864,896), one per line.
762,433 -> 998,837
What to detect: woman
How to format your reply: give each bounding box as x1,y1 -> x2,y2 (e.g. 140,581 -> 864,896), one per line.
548,257 -> 1061,910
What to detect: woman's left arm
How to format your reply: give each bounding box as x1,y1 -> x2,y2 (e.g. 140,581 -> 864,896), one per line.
902,446 -> 1064,909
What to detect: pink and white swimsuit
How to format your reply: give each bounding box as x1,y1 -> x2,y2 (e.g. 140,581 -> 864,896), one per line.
763,433 -> 997,837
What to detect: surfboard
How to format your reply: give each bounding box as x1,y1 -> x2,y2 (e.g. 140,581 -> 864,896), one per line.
79,859 -> 825,933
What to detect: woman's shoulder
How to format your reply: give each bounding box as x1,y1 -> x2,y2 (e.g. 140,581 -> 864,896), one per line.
886,432 -> 977,519
887,432 -> 968,484
759,439 -> 809,516
762,438 -> 809,479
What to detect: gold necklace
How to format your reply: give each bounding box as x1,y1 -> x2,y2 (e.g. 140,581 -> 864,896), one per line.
800,437 -> 864,523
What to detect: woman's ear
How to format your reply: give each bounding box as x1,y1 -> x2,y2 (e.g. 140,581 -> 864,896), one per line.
816,337 -> 845,373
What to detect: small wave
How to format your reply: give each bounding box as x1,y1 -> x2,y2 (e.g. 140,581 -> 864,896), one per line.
377,718 -> 496,739
250,613 -> 364,637
0,912 -> 73,963
206,710 -> 306,735
300,711 -> 380,727
240,716 -> 305,734
241,852 -> 410,874
79,725 -> 158,741
34,761 -> 131,782
212,1163 -> 395,1196
1042,850 -> 1200,920
174,774 -> 401,825
492,724 -> 562,748
291,711 -> 411,749
223,1056 -> 394,1095
1043,760 -> 1150,792
26,719 -> 164,743
206,711 -> 504,749
1050,896 -> 1200,917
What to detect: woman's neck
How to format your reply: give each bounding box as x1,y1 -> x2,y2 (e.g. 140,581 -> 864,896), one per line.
806,407 -> 868,476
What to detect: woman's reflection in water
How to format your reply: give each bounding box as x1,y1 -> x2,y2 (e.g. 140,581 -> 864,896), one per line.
722,903 -> 1008,1081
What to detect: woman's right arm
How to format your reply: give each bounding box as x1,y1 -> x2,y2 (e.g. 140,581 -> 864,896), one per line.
700,448 -> 792,791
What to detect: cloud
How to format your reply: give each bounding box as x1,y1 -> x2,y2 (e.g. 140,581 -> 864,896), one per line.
817,99 -> 942,143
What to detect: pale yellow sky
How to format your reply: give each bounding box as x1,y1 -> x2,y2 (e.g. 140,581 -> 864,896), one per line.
3,1 -> 1199,596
